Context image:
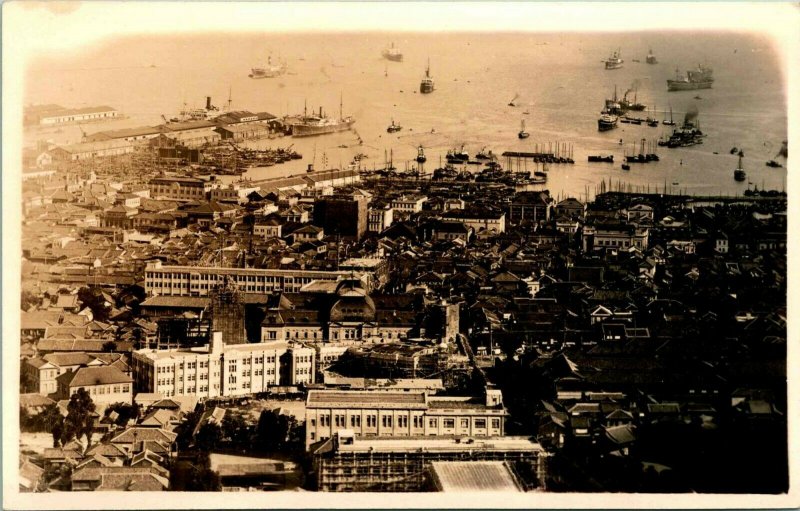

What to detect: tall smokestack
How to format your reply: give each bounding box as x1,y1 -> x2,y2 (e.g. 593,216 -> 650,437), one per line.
206,96 -> 212,110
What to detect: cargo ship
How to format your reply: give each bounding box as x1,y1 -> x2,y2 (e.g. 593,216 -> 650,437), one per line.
289,99 -> 355,137
420,59 -> 435,94
668,65 -> 714,91
604,49 -> 624,70
619,89 -> 646,111
250,56 -> 287,79
382,43 -> 403,62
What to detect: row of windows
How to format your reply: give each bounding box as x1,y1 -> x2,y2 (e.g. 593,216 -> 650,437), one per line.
312,415 -> 500,431
73,384 -> 129,395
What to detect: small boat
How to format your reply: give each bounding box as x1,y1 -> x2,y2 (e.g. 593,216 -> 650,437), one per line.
522,110 -> 530,115
766,160 -> 782,168
662,104 -> 676,126
518,120 -> 530,139
475,147 -> 492,160
672,182 -> 679,185
387,119 -> 402,133
738,149 -> 745,157
632,59 -> 641,63
622,164 -> 631,170
646,48 -> 658,65
694,95 -> 702,100
730,147 -> 738,154
734,154 -> 746,181
588,155 -> 614,163
508,94 -> 519,107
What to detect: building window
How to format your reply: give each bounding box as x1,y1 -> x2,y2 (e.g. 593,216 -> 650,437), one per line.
428,418 -> 438,429
474,419 -> 487,429
460,418 -> 469,428
443,418 -> 455,429
491,418 -> 501,429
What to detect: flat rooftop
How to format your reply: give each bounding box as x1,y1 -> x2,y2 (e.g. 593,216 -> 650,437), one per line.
334,435 -> 543,454
307,390 -> 427,409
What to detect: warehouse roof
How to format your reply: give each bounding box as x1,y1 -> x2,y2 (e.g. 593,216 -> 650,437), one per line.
429,461 -> 523,492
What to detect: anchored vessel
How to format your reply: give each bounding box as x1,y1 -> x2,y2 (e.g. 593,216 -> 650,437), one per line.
668,65 -> 714,91
734,154 -> 746,181
646,48 -> 658,64
604,49 -> 624,70
250,56 -> 287,79
387,119 -> 402,133
598,109 -> 619,131
382,42 -> 403,62
291,99 -> 355,137
420,59 -> 435,94
518,120 -> 530,139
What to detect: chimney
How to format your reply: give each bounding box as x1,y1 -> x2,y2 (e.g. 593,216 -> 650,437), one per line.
206,96 -> 212,110
210,331 -> 223,355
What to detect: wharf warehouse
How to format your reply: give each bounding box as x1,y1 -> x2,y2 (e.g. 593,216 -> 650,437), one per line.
48,139 -> 135,162
24,104 -> 120,126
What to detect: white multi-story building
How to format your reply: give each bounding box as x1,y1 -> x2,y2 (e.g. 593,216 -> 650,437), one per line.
368,206 -> 394,233
209,184 -> 260,204
305,389 -> 506,449
144,261 -> 372,296
131,332 -> 315,398
148,176 -> 215,201
389,195 -> 428,216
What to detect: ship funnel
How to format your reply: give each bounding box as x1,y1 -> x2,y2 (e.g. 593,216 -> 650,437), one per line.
206,96 -> 212,110
684,104 -> 699,124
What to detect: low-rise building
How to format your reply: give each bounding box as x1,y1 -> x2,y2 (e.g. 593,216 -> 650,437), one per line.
148,176 -> 214,201
305,389 -> 507,449
312,430 -> 546,491
56,366 -> 133,407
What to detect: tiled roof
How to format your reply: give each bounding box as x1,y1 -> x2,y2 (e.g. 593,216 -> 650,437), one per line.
56,366 -> 132,388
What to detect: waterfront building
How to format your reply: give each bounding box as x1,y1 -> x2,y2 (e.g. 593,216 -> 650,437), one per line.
131,332 -> 315,398
389,195 -> 427,219
49,140 -> 135,161
28,105 -> 119,126
84,126 -> 163,144
311,430 -> 546,492
304,389 -> 507,449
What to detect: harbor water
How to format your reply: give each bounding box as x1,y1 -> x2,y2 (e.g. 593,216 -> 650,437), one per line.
24,31 -> 788,200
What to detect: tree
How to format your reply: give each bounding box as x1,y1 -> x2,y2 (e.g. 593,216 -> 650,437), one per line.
62,388 -> 96,446
195,422 -> 222,452
77,287 -> 111,322
102,340 -> 118,353
221,411 -> 250,447
182,452 -> 221,491
256,409 -> 300,452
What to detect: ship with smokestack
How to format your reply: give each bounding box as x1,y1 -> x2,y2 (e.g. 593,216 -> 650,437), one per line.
169,96 -> 221,122
658,105 -> 706,148
668,65 -> 714,91
287,98 -> 355,137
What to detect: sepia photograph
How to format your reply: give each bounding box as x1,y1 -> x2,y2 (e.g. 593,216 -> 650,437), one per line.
3,1 -> 798,508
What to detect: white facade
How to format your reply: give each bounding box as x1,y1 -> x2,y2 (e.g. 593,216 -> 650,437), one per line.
144,261 -> 366,296
131,333 -> 315,399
